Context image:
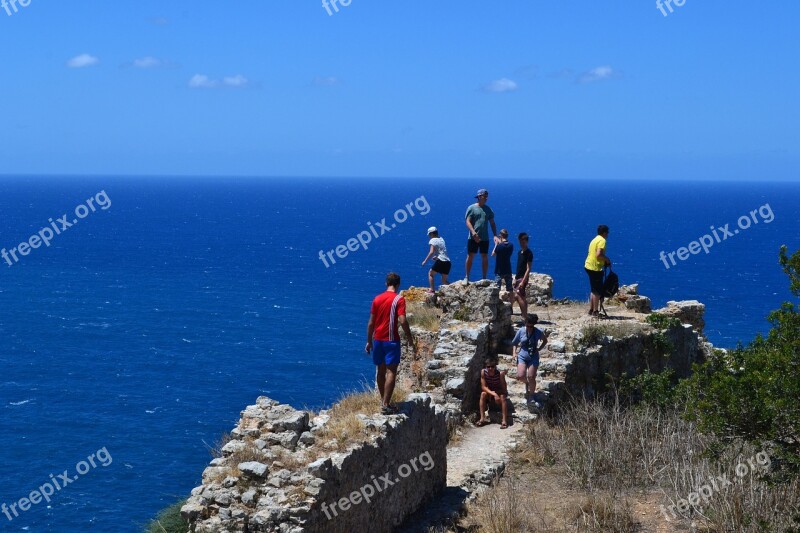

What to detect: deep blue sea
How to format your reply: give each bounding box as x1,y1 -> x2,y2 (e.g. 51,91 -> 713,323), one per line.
1,177 -> 798,531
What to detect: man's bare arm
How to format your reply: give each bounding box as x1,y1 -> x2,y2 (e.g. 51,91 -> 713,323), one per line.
399,315 -> 417,354
365,314 -> 375,353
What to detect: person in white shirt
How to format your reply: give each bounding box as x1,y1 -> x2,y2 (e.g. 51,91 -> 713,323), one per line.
421,226 -> 451,293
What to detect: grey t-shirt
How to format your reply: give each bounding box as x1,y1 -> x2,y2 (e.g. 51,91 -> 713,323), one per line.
429,237 -> 450,262
465,204 -> 495,241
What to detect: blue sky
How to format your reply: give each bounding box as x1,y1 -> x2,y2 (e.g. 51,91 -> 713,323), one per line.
1,1 -> 798,179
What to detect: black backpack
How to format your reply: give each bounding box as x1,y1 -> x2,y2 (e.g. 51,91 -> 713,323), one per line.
602,268 -> 619,298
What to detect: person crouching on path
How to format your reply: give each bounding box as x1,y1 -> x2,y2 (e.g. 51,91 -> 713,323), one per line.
421,226 -> 451,293
513,232 -> 533,321
584,225 -> 611,317
365,272 -> 417,415
477,355 -> 509,429
512,314 -> 547,408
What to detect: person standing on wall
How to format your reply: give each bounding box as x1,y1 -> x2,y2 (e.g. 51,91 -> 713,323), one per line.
465,189 -> 499,282
584,225 -> 611,317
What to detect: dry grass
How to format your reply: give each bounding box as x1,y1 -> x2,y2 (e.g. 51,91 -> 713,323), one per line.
407,304 -> 442,332
466,477 -> 641,533
538,399 -> 705,491
575,321 -> 644,350
310,384 -> 410,456
569,495 -> 639,532
485,398 -> 800,532
467,476 -> 550,532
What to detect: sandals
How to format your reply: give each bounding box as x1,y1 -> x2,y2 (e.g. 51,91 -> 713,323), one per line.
381,405 -> 398,415
476,420 -> 489,427
500,423 -> 508,429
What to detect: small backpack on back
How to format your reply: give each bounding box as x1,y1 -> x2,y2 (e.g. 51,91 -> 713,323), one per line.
603,268 -> 619,298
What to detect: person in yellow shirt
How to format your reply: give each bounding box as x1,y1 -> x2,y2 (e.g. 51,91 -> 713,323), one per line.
584,225 -> 611,317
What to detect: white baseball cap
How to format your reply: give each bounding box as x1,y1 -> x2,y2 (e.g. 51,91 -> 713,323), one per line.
427,226 -> 438,235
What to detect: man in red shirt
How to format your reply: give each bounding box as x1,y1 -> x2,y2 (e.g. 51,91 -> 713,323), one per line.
365,272 -> 417,414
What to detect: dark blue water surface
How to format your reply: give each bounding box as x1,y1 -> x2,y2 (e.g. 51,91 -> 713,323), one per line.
0,177 -> 798,531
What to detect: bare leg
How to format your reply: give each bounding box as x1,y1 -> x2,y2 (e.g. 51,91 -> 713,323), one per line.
465,252 -> 475,281
382,364 -> 399,407
441,274 -> 448,286
527,366 -> 538,395
481,253 -> 489,280
478,392 -> 488,423
516,292 -> 528,320
500,394 -> 508,426
376,365 -> 386,400
428,269 -> 435,291
517,361 -> 529,399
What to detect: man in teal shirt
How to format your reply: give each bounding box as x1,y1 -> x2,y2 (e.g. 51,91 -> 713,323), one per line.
465,189 -> 499,282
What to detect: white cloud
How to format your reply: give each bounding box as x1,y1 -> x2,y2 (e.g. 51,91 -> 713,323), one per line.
223,75 -> 249,87
578,66 -> 618,83
188,74 -> 217,88
189,74 -> 250,89
67,54 -> 99,68
133,57 -> 163,69
482,78 -> 518,93
312,76 -> 341,86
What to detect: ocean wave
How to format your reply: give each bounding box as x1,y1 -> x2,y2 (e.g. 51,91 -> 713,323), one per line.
9,399 -> 33,406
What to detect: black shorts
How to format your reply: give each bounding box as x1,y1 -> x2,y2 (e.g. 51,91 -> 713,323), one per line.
585,267 -> 604,296
467,239 -> 490,254
496,274 -> 512,292
432,260 -> 451,275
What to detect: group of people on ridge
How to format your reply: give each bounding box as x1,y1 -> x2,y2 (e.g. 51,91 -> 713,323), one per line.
366,188 -> 612,423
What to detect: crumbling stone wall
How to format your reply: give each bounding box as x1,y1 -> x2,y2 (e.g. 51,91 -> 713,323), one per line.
182,395 -> 446,533
558,324 -> 709,400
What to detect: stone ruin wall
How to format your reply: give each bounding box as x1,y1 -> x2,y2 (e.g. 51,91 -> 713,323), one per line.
182,395 -> 447,533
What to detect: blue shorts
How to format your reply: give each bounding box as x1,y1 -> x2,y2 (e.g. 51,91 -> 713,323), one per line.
372,340 -> 401,366
517,350 -> 540,368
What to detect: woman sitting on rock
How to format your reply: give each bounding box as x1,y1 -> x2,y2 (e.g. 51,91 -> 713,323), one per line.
477,355 -> 509,429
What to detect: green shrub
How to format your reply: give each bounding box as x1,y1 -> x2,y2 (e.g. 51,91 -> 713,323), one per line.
645,313 -> 681,330
144,500 -> 189,533
649,331 -> 673,355
684,246 -> 800,478
620,369 -> 683,410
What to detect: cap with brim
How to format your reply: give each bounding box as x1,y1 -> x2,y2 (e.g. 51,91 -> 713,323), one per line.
475,188 -> 488,198
427,226 -> 438,235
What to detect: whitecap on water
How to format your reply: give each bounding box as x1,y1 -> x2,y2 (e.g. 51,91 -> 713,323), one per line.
10,399 -> 33,406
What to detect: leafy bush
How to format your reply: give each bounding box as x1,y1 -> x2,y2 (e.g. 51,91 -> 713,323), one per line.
620,369 -> 682,410
645,313 -> 681,330
144,500 -> 189,533
684,246 -> 800,477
